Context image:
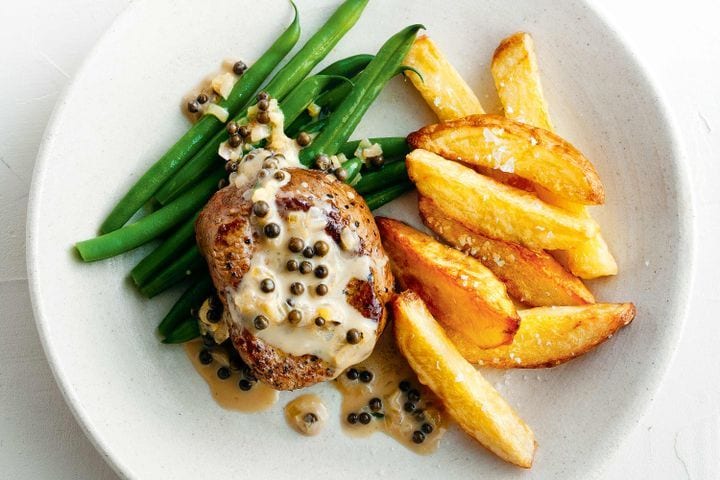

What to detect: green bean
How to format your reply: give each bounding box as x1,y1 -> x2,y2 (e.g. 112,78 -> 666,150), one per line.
365,182 -> 414,210
285,72 -> 360,136
262,0 -> 368,101
99,5 -> 300,234
162,318 -> 200,344
76,168 -> 224,262
286,107 -> 329,139
338,137 -> 409,161
157,275 -> 213,337
130,214 -> 198,286
139,245 -> 205,298
354,160 -> 408,194
341,157 -> 363,184
155,0 -> 368,205
286,57 -> 373,137
299,24 -> 424,165
281,75 -> 351,126
317,53 -> 373,78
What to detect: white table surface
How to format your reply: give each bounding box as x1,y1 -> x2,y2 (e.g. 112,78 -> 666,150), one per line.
1,1 -> 718,478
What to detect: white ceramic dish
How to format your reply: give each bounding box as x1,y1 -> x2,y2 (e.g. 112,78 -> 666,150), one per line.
27,0 -> 694,478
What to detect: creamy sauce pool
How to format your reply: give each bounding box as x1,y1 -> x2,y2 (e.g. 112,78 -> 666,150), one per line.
334,333 -> 447,453
185,339 -> 278,412
284,394 -> 329,436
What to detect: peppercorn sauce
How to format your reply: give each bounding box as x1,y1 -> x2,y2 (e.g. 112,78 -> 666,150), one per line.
334,333 -> 447,454
185,339 -> 278,412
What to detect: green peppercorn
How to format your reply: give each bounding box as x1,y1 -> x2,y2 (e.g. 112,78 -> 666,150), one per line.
369,154 -> 385,168
260,278 -> 275,293
217,367 -> 230,380
358,412 -> 372,425
346,329 -> 362,345
257,99 -> 270,111
274,170 -> 286,181
286,259 -> 299,272
315,154 -> 331,171
226,121 -> 238,135
421,423 -> 433,434
302,246 -> 315,258
347,413 -> 358,424
228,134 -> 242,148
408,389 -> 421,402
252,201 -> 269,217
238,125 -> 249,138
369,398 -> 382,412
197,93 -> 209,104
346,368 -> 359,380
334,167 -> 348,182
288,309 -> 302,324
257,111 -> 270,124
288,237 -> 304,253
238,379 -> 253,391
263,158 -> 279,170
359,370 -> 373,383
253,315 -> 269,330
297,132 -> 311,147
257,91 -> 269,101
264,223 -> 281,238
314,265 -> 328,279
315,284 -> 328,296
412,431 -> 425,444
233,61 -> 247,75
187,100 -> 200,113
314,316 -> 326,327
313,240 -> 329,257
290,282 -> 305,295
225,161 -> 238,173
199,349 -> 213,365
299,261 -> 313,275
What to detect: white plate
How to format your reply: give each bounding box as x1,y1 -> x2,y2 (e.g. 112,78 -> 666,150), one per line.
27,0 -> 694,478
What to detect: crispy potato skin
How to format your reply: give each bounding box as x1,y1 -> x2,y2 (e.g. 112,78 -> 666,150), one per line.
377,217 -> 519,348
418,196 -> 594,307
405,149 -> 598,250
403,35 -> 485,120
407,114 -> 605,205
491,32 -> 617,278
491,32 -> 554,131
447,303 -> 636,368
393,291 -> 536,468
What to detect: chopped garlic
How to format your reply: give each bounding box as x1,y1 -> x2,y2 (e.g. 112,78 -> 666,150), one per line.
307,102 -> 321,118
211,72 -> 236,99
204,103 -> 229,122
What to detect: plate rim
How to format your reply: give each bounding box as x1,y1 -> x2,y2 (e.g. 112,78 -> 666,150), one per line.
25,1 -> 696,478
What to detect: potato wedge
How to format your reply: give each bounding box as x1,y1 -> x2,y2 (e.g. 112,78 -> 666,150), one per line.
492,32 -> 617,278
377,217 -> 519,348
393,291 -> 536,468
403,35 -> 485,120
406,149 -> 599,250
491,32 -> 553,131
446,303 -> 636,368
418,196 -> 594,307
407,114 -> 605,205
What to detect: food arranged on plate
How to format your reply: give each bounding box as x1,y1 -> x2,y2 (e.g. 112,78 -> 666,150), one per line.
74,0 -> 636,468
